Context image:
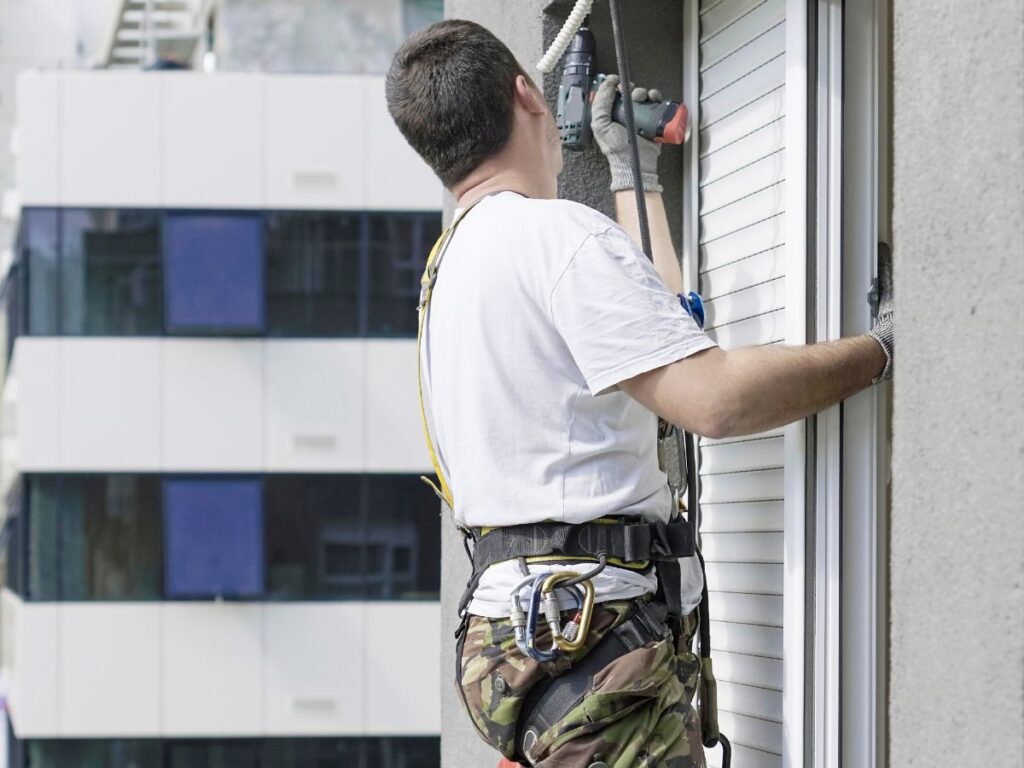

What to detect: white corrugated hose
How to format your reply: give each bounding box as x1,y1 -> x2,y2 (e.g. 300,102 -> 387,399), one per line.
536,0 -> 594,73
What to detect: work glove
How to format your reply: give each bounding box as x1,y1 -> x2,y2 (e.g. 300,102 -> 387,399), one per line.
592,74 -> 663,193
867,242 -> 894,382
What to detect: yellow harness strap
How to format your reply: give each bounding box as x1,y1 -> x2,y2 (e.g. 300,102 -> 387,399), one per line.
416,200 -> 485,512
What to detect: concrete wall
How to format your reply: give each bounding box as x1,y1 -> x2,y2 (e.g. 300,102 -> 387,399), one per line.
215,0 -> 404,74
439,2 -> 683,765
889,2 -> 1024,766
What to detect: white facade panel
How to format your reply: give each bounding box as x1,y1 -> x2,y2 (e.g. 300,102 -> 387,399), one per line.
14,70 -> 59,205
264,76 -> 365,210
161,603 -> 264,735
362,602 -> 441,734
363,340 -> 431,472
59,71 -> 161,207
58,339 -> 161,470
57,603 -> 160,735
161,340 -> 264,471
10,338 -> 59,470
264,340 -> 364,472
0,1 -> 74,61
363,78 -> 441,211
162,74 -> 264,208
263,603 -> 367,735
4,595 -> 59,736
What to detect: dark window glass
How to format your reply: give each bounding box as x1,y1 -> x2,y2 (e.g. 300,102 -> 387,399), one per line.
24,738 -> 160,768
163,213 -> 264,334
21,208 -> 59,335
166,740 -> 260,768
365,475 -> 441,599
26,476 -> 59,600
58,475 -> 162,600
1,479 -> 25,595
265,212 -> 362,336
264,475 -> 361,599
59,210 -> 162,335
163,478 -> 264,598
366,212 -> 440,336
264,475 -> 439,600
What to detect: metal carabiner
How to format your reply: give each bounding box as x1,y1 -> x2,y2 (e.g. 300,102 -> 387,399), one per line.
541,571 -> 596,653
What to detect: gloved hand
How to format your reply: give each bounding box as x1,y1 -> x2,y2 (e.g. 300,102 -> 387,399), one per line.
867,242 -> 894,382
592,74 -> 663,193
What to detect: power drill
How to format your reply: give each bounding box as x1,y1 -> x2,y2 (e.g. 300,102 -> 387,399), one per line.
556,23 -> 689,151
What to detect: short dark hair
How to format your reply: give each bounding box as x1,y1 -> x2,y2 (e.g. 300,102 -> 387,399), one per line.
386,20 -> 529,188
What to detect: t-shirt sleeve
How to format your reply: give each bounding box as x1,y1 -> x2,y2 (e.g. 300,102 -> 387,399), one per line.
550,225 -> 718,396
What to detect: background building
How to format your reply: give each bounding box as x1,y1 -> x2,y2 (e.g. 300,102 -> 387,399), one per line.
0,1 -> 446,767
440,1 -> 1023,767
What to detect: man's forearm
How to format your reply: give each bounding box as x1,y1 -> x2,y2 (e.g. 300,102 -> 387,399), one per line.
614,190 -> 684,294
713,336 -> 886,436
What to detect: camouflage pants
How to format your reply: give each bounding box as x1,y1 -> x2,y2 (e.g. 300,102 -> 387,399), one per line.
456,599 -> 706,768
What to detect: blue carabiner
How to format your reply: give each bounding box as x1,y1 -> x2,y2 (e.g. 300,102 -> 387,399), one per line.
679,290 -> 706,330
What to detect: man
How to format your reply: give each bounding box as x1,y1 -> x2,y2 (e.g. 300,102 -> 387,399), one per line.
386,19 -> 892,768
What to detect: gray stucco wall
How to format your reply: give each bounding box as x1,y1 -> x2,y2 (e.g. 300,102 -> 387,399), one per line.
439,2 -> 684,766
889,1 -> 1024,766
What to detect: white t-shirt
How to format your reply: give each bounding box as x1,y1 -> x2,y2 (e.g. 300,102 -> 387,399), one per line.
421,191 -> 717,618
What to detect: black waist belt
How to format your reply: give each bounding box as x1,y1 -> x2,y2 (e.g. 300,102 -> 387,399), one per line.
469,518 -> 695,573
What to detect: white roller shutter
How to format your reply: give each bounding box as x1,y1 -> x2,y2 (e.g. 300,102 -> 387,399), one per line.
690,0 -> 807,766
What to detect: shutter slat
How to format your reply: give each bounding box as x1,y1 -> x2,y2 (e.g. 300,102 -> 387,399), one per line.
712,650 -> 784,689
701,0 -> 785,70
701,114 -> 785,184
701,182 -> 785,243
701,501 -> 785,533
702,469 -> 784,504
709,592 -> 783,626
704,277 -> 785,328
700,245 -> 785,299
701,54 -> 785,128
700,214 -> 785,271
710,620 -> 783,658
700,92 -> 786,160
701,435 -> 785,473
702,21 -> 786,97
701,150 -> 786,214
718,711 -> 784,755
708,742 -> 783,768
701,0 -> 768,43
707,307 -> 786,347
705,563 -> 783,594
701,532 -> 784,563
719,681 -> 785,722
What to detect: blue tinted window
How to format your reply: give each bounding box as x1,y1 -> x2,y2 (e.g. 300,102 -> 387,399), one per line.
366,212 -> 440,336
164,213 -> 264,333
163,478 -> 263,598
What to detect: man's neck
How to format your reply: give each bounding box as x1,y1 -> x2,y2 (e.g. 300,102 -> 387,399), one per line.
453,166 -> 556,209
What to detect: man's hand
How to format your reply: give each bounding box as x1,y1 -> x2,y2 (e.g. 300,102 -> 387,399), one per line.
592,74 -> 663,193
867,242 -> 894,382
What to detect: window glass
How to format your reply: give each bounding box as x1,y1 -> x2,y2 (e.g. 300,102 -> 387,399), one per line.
166,740 -> 260,768
163,213 -> 264,334
366,213 -> 440,336
25,738 -> 160,768
59,210 -> 162,335
26,476 -> 59,600
1,480 -> 23,596
163,478 -> 264,598
265,212 -> 362,336
264,475 -> 361,599
58,475 -> 162,601
263,738 -> 369,768
21,208 -> 59,335
364,475 -> 440,599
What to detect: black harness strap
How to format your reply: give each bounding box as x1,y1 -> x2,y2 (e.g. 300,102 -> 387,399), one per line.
469,518 -> 695,574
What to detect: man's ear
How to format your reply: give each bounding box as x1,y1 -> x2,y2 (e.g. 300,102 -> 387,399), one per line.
513,74 -> 549,116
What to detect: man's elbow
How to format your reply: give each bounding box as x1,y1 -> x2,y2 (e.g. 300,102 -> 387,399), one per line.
688,384 -> 745,440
